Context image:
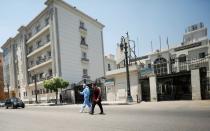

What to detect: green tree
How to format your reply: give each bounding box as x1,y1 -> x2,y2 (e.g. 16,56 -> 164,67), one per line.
43,77 -> 69,104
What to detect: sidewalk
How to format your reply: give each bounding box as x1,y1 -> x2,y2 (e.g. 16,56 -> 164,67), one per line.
26,101 -> 131,106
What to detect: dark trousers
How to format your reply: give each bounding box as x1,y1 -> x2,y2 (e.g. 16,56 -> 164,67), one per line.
91,101 -> 103,113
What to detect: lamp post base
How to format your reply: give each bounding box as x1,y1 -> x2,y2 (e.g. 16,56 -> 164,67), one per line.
126,95 -> 133,103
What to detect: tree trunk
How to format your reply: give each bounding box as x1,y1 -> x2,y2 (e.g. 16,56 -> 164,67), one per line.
55,91 -> 58,104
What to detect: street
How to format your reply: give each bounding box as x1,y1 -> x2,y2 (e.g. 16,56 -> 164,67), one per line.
0,101 -> 210,131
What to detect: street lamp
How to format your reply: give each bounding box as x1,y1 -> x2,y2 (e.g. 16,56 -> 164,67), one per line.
6,83 -> 9,98
120,34 -> 133,102
33,73 -> 38,104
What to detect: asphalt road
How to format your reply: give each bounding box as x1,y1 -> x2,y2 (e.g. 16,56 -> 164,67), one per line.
0,101 -> 210,131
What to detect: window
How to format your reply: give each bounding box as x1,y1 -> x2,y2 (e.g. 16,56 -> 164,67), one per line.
148,64 -> 151,68
81,36 -> 86,45
46,34 -> 50,42
30,61 -> 34,66
108,64 -> 111,71
179,55 -> 186,62
25,91 -> 27,96
83,69 -> 88,76
82,52 -> 87,59
36,24 -> 41,33
39,73 -> 44,79
171,58 -> 175,64
29,46 -> 33,53
45,17 -> 49,26
80,21 -> 85,28
199,52 -> 205,59
154,57 -> 167,75
36,40 -> 42,48
48,51 -> 51,57
28,32 -> 32,38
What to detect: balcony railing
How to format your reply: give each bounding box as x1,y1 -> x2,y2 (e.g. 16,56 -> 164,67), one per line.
139,56 -> 209,78
80,42 -> 88,48
28,56 -> 52,69
27,42 -> 51,56
29,74 -> 53,84
79,26 -> 87,31
82,74 -> 90,79
27,24 -> 50,44
81,58 -> 89,63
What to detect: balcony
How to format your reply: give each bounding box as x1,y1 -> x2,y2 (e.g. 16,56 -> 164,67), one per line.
80,43 -> 88,49
81,58 -> 89,64
79,26 -> 87,35
82,74 -> 90,79
28,57 -> 52,71
28,74 -> 53,86
27,42 -> 51,58
27,25 -> 50,44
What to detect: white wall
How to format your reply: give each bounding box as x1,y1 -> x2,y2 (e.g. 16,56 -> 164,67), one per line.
56,4 -> 104,83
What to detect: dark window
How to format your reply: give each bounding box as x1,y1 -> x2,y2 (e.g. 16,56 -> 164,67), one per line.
32,90 -> 34,95
171,58 -> 175,64
199,52 -> 205,58
40,73 -> 44,79
179,55 -> 186,62
37,40 -> 42,48
80,21 -> 85,28
81,36 -> 86,45
36,25 -> 41,33
28,32 -> 32,39
83,69 -> 88,76
148,64 -> 151,68
45,18 -> 49,26
82,52 -> 87,59
46,34 -> 50,42
29,46 -> 33,53
108,64 -> 111,71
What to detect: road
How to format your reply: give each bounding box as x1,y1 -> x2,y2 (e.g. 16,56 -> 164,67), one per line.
0,101 -> 210,131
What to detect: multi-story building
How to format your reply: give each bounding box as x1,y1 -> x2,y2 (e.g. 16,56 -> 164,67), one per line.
0,52 -> 5,100
1,0 -> 105,103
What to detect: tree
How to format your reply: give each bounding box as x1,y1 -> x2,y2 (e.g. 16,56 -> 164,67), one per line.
43,77 -> 69,104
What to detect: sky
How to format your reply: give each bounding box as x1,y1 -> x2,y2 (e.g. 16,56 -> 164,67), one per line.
0,0 -> 209,56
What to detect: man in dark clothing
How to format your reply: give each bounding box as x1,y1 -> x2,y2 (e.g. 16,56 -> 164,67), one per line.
89,83 -> 104,114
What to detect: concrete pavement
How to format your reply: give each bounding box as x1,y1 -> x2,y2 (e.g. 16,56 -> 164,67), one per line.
0,100 -> 210,131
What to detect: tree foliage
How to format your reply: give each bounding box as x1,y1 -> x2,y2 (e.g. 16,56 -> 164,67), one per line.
43,77 -> 69,104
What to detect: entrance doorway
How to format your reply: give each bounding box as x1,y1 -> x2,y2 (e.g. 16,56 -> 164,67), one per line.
140,79 -> 150,101
157,72 -> 191,101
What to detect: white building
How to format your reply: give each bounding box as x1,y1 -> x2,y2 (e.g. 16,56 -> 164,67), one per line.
138,22 -> 210,101
105,22 -> 210,102
2,0 -> 105,103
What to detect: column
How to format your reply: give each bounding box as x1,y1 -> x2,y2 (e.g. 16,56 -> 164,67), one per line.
191,69 -> 201,100
149,75 -> 157,102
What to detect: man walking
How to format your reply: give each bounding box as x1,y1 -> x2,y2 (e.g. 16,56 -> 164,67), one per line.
90,83 -> 104,115
79,84 -> 91,113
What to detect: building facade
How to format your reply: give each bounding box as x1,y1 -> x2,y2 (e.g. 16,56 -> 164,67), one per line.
105,23 -> 210,102
138,23 -> 210,101
2,0 -> 105,103
0,52 -> 5,100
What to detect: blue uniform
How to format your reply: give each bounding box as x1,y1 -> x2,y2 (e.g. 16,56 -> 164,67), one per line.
80,85 -> 91,112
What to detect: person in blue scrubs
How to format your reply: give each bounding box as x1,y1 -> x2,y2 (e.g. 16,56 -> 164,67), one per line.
79,84 -> 91,113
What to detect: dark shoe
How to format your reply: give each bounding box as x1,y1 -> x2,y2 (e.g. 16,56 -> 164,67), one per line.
89,112 -> 94,115
99,112 -> 104,115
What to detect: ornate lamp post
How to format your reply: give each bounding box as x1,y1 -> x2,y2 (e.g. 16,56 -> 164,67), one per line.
120,34 -> 133,102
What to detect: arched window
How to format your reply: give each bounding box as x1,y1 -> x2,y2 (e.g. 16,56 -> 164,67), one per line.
154,57 -> 167,75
